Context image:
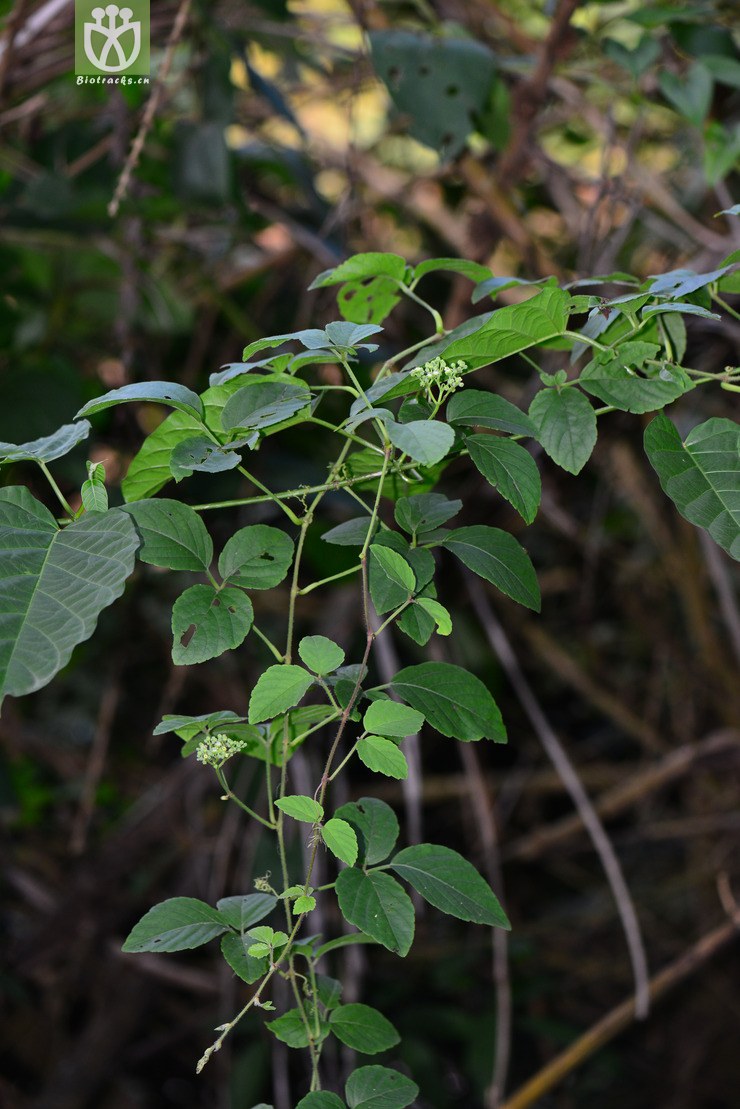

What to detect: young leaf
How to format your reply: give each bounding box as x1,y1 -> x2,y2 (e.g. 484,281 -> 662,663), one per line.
644,414 -> 740,560
322,518 -> 377,547
329,1004 -> 400,1054
442,525 -> 540,611
334,798 -> 400,865
77,381 -> 204,421
122,897 -> 229,953
335,869 -> 414,956
275,795 -> 324,823
216,893 -> 277,931
171,585 -> 253,665
447,389 -> 537,437
529,387 -> 597,475
394,492 -> 462,537
298,635 -> 346,675
218,525 -> 295,589
0,490 -> 139,705
268,1008 -> 327,1049
363,700 -> 424,737
249,664 -> 315,723
220,932 -> 269,984
123,498 -> 213,571
368,545 -> 415,614
169,435 -> 242,481
392,661 -> 506,742
345,1065 -> 419,1109
415,597 -> 452,636
0,420 -> 91,465
357,737 -> 409,780
322,818 -> 359,866
385,419 -> 455,466
294,895 -> 317,914
391,844 -> 510,928
81,461 -> 108,513
297,1094 -> 346,1109
466,435 -> 541,523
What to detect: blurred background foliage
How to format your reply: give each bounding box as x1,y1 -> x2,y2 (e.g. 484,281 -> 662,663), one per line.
1,1 -> 740,1107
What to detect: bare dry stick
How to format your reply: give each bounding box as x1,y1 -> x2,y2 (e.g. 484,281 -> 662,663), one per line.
498,917 -> 739,1109
108,0 -> 192,218
465,574 -> 651,1019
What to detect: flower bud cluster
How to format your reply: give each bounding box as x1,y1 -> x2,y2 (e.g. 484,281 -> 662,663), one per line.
196,732 -> 246,767
410,356 -> 466,401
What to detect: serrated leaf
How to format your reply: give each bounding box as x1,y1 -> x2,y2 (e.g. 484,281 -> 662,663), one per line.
386,419 -> 454,466
363,700 -> 424,737
447,389 -> 536,437
392,661 -> 506,742
322,818 -> 358,866
122,897 -> 228,953
394,493 -> 461,537
442,525 -> 540,611
0,490 -> 138,704
123,498 -> 213,571
171,585 -> 253,665
294,895 -> 317,914
330,1004 -> 400,1054
644,414 -> 740,559
220,932 -> 269,983
441,285 -> 570,369
169,435 -> 242,481
368,545 -> 415,615
276,795 -> 324,823
249,664 -> 314,723
77,381 -> 203,421
335,869 -> 414,956
391,844 -> 510,928
345,1065 -> 419,1109
466,435 -> 541,523
298,635 -> 345,675
334,798 -> 400,866
0,420 -> 91,464
310,253 -> 407,289
357,737 -> 409,780
529,387 -> 597,475
216,893 -> 277,931
218,525 -> 295,589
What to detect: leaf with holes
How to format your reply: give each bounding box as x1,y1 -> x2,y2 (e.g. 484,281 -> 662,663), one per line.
466,435 -> 541,523
309,253 -> 407,289
122,897 -> 229,953
0,420 -> 91,465
171,585 -> 253,665
334,798 -> 400,866
248,664 -> 315,723
123,499 -> 213,571
335,869 -> 414,956
392,661 -> 506,743
644,415 -> 740,560
442,525 -> 540,611
322,818 -> 358,866
339,276 -> 403,325
391,844 -> 510,928
529,387 -> 597,475
345,1065 -> 419,1109
169,435 -> 242,481
330,1004 -> 400,1054
218,525 -> 295,589
77,382 -> 203,421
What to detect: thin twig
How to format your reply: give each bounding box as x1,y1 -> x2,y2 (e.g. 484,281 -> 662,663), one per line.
465,574 -> 651,1019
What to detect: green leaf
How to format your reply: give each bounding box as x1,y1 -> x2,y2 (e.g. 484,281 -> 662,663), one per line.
529,387 -> 597,475
154,710 -> 243,738
647,266 -> 732,300
357,737 -> 409,780
221,380 -> 311,432
81,461 -> 108,513
294,895 -> 317,914
580,344 -> 689,413
394,493 -> 461,537
441,285 -> 570,369
276,795 -> 324,823
385,419 -> 455,466
171,585 -> 253,665
442,525 -> 541,611
414,597 -> 452,636
345,1065 -> 419,1109
322,518 -> 377,547
471,275 -> 547,304
363,700 -> 424,737
368,545 -> 415,615
335,869 -> 414,956
220,932 -> 269,983
642,302 -> 720,321
334,798 -> 400,865
123,498 -> 213,571
169,435 -> 241,481
330,1004 -> 400,1054
316,974 -> 343,1010
413,258 -> 492,283
77,381 -> 204,421
322,818 -> 359,866
447,389 -> 536,437
391,844 -> 510,928
249,664 -> 315,723
0,420 -> 91,464
0,491 -> 138,704
122,897 -> 228,953
659,61 -> 712,126
644,415 -> 740,560
268,1008 -> 328,1049
218,525 -> 295,589
297,1094 -> 346,1109
216,893 -> 277,930
392,661 -> 506,743
466,435 -> 541,523
309,253 -> 407,289
315,933 -> 380,959
339,276 -> 402,326
298,635 -> 345,675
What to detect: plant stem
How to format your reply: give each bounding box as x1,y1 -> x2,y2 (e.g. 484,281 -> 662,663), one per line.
252,624 -> 285,662
38,461 -> 74,518
298,565 -> 360,595
215,768 -> 275,829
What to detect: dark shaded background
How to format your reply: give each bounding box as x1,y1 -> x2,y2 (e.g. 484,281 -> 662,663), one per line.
1,1 -> 740,1107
